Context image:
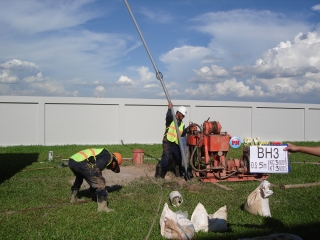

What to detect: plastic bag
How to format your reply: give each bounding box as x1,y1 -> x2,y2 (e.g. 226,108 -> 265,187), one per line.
243,180 -> 273,217
160,203 -> 195,239
191,202 -> 227,232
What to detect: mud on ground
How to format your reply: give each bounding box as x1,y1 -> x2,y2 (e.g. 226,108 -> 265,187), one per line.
69,163 -> 190,189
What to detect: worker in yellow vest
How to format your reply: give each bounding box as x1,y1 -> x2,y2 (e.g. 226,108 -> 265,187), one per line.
68,148 -> 122,212
155,102 -> 188,179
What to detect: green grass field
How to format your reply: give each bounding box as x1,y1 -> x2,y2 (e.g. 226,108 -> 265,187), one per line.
0,142 -> 319,240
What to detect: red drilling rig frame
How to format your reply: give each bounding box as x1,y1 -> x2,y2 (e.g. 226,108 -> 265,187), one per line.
187,118 -> 268,183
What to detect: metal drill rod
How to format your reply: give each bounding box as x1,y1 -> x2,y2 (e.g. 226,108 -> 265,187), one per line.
124,0 -> 189,180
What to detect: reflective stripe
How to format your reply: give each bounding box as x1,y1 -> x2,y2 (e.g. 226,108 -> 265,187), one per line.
166,121 -> 184,144
70,148 -> 104,162
88,148 -> 95,156
78,151 -> 89,159
106,154 -> 113,168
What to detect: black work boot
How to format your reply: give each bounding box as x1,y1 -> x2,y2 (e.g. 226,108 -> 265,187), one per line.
155,164 -> 167,179
90,187 -> 96,201
97,195 -> 114,212
70,188 -> 80,203
174,164 -> 184,177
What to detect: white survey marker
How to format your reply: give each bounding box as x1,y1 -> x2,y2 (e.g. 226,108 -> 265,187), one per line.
249,145 -> 289,173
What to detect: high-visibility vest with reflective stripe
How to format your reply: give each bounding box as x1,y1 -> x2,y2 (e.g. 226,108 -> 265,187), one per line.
165,121 -> 184,144
70,148 -> 104,162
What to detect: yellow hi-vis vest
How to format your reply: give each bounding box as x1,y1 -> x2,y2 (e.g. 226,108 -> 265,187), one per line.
70,148 -> 104,162
165,121 -> 184,144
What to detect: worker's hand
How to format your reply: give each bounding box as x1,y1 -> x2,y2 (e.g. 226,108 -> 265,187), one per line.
283,143 -> 298,152
168,102 -> 173,109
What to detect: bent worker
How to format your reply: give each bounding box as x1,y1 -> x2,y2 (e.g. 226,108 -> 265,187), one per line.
68,148 -> 122,212
155,102 -> 188,179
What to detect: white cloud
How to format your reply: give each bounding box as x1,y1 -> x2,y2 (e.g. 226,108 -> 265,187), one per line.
139,7 -> 174,24
116,76 -> 134,85
24,72 -> 46,83
0,59 -> 40,83
191,9 -> 312,67
30,81 -> 71,95
95,86 -> 105,92
73,90 -> 79,97
161,45 -> 213,63
214,78 -> 254,97
93,85 -> 106,98
0,70 -> 18,83
184,84 -> 214,97
190,65 -> 228,82
144,84 -> 158,88
311,4 -> 320,11
160,45 -> 214,83
157,89 -> 180,97
207,30 -> 320,102
93,81 -> 101,85
0,0 -> 98,34
136,66 -> 154,82
183,79 -> 265,100
0,59 -> 74,96
0,59 -> 39,71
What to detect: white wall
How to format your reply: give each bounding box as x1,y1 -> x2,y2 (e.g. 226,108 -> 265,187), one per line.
0,96 -> 319,146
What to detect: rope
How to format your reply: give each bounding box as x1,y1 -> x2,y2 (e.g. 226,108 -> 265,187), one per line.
144,165 -> 163,240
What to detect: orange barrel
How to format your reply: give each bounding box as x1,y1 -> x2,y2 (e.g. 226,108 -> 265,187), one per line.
132,149 -> 144,165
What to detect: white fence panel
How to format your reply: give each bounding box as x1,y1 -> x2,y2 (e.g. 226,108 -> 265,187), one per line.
305,108 -> 320,141
252,107 -> 305,141
45,104 -> 119,145
0,103 -> 39,145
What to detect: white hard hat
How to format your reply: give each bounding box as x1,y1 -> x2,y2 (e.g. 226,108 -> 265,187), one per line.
177,106 -> 187,116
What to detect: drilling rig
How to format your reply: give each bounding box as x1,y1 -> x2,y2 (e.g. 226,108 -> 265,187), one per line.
187,118 -> 269,182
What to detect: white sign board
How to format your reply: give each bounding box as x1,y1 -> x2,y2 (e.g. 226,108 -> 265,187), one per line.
249,145 -> 289,173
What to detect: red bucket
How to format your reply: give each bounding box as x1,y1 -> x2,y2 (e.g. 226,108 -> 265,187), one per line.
132,149 -> 144,165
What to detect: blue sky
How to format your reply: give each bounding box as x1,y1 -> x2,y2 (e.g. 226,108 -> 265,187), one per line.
0,0 -> 320,103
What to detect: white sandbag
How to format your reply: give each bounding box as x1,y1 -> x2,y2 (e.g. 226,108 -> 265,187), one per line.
208,205 -> 228,232
238,233 -> 303,240
243,180 -> 273,217
160,203 -> 195,239
190,203 -> 209,232
191,203 -> 228,232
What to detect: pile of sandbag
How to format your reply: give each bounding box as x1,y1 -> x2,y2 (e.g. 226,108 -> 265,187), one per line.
159,197 -> 228,239
191,203 -> 227,233
159,181 -> 302,239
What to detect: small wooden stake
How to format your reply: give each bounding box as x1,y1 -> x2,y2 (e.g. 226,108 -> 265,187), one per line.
280,182 -> 320,190
213,182 -> 233,191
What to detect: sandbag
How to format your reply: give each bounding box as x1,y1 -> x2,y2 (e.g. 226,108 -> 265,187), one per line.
160,203 -> 195,239
208,205 -> 228,232
243,180 -> 273,217
238,233 -> 303,240
191,202 -> 227,232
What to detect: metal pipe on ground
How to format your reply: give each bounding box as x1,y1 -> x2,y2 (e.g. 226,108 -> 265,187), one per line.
280,182 -> 320,190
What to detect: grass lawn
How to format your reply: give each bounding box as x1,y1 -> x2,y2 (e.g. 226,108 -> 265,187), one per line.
0,142 -> 320,240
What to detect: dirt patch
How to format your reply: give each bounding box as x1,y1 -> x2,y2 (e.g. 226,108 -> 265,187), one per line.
101,164 -> 156,186
69,163 -> 192,188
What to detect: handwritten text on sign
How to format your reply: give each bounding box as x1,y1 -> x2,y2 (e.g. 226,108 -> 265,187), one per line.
249,145 -> 289,173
